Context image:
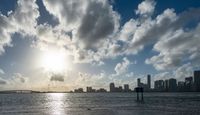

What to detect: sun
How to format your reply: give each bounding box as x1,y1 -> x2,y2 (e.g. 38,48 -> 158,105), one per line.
40,50 -> 68,73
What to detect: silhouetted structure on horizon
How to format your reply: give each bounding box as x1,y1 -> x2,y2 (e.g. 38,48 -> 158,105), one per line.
86,87 -> 96,92
71,70 -> 200,93
74,88 -> 83,93
109,83 -> 132,92
153,70 -> 200,92
154,80 -> 164,91
137,75 -> 151,91
185,76 -> 193,91
194,70 -> 200,92
124,84 -> 131,92
147,74 -> 151,89
135,87 -> 144,102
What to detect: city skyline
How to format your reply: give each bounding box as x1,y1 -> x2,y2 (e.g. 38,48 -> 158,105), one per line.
0,0 -> 200,91
71,70 -> 200,93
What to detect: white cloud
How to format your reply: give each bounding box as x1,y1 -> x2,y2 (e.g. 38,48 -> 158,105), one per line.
0,68 -> 5,74
0,14 -> 15,54
0,0 -> 39,54
154,72 -> 172,81
11,73 -> 27,84
173,63 -> 193,80
43,0 -> 120,49
117,19 -> 138,42
146,22 -> 200,70
135,0 -> 156,17
115,57 -> 131,75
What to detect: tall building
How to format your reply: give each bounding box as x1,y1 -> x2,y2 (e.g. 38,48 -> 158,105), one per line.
86,87 -> 95,92
154,80 -> 164,91
164,80 -> 169,91
118,86 -> 123,92
124,84 -> 130,92
185,76 -> 193,92
137,78 -> 141,87
194,70 -> 200,92
147,74 -> 151,89
110,82 -> 115,92
169,78 -> 177,92
177,81 -> 185,92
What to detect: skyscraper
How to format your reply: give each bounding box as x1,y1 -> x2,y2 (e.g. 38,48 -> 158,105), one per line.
177,81 -> 185,92
110,82 -> 115,92
185,76 -> 193,91
169,78 -> 177,92
124,84 -> 130,92
164,80 -> 169,92
147,74 -> 151,89
137,78 -> 141,87
86,87 -> 95,92
194,70 -> 200,92
154,80 -> 164,91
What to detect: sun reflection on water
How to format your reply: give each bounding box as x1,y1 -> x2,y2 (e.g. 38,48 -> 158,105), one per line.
47,93 -> 67,115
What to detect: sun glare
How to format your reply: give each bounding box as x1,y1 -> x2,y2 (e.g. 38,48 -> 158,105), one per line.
40,50 -> 68,73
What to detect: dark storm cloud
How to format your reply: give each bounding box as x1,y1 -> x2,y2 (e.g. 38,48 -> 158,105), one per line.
50,74 -> 64,82
77,0 -> 116,48
0,79 -> 7,85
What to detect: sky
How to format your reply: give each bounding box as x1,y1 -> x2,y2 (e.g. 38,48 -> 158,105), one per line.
0,0 -> 200,91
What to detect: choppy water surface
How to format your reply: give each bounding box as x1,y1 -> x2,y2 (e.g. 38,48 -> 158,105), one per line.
0,92 -> 200,115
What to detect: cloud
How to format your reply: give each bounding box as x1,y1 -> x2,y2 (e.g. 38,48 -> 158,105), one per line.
154,72 -> 172,81
0,0 -> 39,54
10,0 -> 39,34
43,0 -> 120,49
12,73 -> 27,83
0,14 -> 14,54
76,0 -> 119,49
153,63 -> 193,83
135,0 -> 156,17
50,74 -> 64,82
173,63 -> 193,80
0,78 -> 7,85
0,68 -> 5,74
115,57 -> 131,75
146,21 -> 200,70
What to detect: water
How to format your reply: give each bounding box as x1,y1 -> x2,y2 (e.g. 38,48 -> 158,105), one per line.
0,92 -> 200,115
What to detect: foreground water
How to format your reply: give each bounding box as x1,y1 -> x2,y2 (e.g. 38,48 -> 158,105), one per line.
0,92 -> 200,115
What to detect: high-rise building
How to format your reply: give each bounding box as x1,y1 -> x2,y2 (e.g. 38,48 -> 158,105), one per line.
137,78 -> 141,87
194,70 -> 200,92
169,78 -> 177,92
177,81 -> 185,92
110,82 -> 115,92
164,80 -> 169,91
185,76 -> 193,92
147,74 -> 151,89
119,86 -> 123,92
124,84 -> 130,92
154,80 -> 164,91
86,87 -> 95,92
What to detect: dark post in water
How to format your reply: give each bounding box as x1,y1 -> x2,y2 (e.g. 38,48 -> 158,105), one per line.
135,87 -> 144,102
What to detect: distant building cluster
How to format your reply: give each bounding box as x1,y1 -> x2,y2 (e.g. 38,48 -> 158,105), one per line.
73,87 -> 107,93
154,70 -> 200,92
109,83 -> 131,92
137,74 -> 151,91
72,70 -> 200,93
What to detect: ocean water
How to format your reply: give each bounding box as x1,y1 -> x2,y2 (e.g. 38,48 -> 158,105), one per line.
0,92 -> 200,115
